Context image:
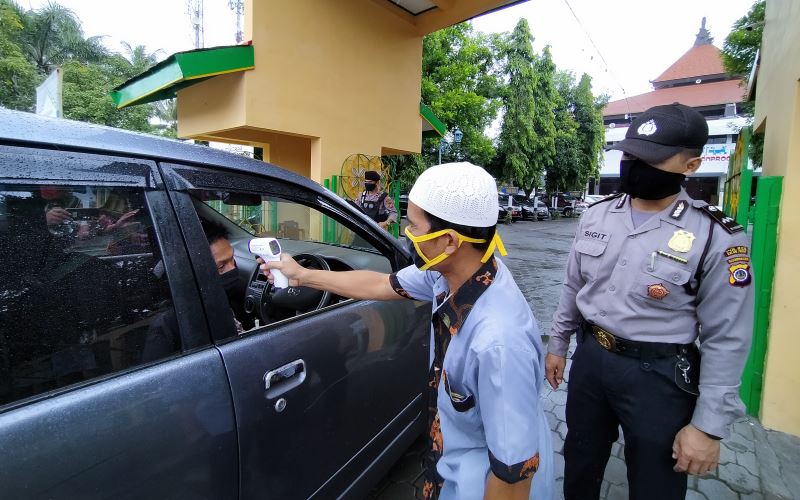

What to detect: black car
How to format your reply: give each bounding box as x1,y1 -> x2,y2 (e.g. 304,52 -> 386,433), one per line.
514,196 -> 550,221
498,194 -> 522,222
0,110 -> 429,499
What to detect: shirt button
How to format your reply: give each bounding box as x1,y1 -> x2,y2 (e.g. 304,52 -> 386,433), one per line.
629,234 -> 637,239
600,311 -> 607,317
609,285 -> 616,292
620,259 -> 627,266
673,273 -> 680,282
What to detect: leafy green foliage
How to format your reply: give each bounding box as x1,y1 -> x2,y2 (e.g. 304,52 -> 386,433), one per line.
0,0 -> 160,133
420,23 -> 501,166
0,0 -> 37,110
496,18 -> 539,191
722,0 -> 765,167
722,0 -> 765,76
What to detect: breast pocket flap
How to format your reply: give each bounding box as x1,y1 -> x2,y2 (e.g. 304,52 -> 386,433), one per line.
645,265 -> 692,285
575,239 -> 608,257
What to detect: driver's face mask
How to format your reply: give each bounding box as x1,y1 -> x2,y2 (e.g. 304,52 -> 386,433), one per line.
220,264 -> 240,300
403,227 -> 507,271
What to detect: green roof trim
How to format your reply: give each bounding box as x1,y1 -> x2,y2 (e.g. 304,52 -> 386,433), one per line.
420,102 -> 446,138
111,44 -> 255,109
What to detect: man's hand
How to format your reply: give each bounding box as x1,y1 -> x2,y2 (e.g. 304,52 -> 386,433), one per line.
378,221 -> 390,230
45,207 -> 71,226
258,253 -> 305,287
545,353 -> 566,390
672,424 -> 720,475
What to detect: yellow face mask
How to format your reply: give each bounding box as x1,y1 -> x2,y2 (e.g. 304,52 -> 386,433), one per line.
404,227 -> 508,271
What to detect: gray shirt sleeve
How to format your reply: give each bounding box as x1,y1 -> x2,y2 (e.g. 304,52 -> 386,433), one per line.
691,227 -> 754,439
549,221 -> 586,357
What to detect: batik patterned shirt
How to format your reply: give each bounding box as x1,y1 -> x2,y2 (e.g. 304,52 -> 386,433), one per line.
390,258 -> 554,500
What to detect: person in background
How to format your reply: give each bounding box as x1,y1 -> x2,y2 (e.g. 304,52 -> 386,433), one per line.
354,170 -> 396,231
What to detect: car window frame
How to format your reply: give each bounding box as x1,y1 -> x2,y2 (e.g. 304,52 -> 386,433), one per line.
158,161 -> 409,343
0,146 -> 211,413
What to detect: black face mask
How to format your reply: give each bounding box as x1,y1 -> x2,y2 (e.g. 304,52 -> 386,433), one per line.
364,182 -> 377,192
220,266 -> 240,301
619,158 -> 685,200
406,239 -> 427,269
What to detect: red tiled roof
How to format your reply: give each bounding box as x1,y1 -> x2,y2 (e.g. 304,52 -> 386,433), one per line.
603,79 -> 746,116
653,44 -> 726,83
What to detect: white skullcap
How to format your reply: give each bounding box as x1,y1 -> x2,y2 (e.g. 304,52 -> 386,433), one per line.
408,162 -> 499,227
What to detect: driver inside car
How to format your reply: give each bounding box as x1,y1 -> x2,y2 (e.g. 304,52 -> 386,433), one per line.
260,162 -> 554,500
142,219 -> 245,362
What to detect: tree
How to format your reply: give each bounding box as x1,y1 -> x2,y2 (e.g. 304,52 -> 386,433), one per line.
496,18 -> 538,191
722,0 -> 765,77
0,0 -> 38,110
420,23 -> 501,166
530,45 -> 558,194
572,73 -> 605,188
19,2 -> 107,73
153,98 -> 177,137
722,0 -> 766,167
547,71 -> 580,193
61,58 -> 153,132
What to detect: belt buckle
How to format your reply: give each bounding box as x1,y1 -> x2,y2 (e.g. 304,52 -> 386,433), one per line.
593,326 -> 617,351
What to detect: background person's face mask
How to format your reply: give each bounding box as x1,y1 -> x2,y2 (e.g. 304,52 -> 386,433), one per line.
619,157 -> 685,200
364,182 -> 377,192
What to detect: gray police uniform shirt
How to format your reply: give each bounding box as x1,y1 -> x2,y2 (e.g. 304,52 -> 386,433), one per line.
391,258 -> 554,500
550,190 -> 754,438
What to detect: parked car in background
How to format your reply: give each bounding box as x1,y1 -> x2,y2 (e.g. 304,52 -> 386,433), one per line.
0,109 -> 429,499
574,199 -> 589,216
584,194 -> 608,205
515,196 -> 550,221
542,193 -> 579,217
498,194 -> 522,222
498,205 -> 509,224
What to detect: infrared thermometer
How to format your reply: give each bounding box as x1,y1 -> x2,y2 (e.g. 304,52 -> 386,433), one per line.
249,238 -> 289,288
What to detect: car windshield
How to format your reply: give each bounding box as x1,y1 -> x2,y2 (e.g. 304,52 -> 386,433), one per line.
190,190 -> 380,254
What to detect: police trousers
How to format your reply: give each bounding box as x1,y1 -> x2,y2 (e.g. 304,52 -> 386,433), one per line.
563,329 -> 698,500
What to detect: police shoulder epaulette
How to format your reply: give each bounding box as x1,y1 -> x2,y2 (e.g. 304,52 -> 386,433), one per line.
698,204 -> 744,234
588,193 -> 624,208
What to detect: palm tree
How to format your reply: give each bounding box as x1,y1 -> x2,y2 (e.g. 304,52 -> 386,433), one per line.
153,99 -> 177,137
20,2 -> 107,73
120,41 -> 163,76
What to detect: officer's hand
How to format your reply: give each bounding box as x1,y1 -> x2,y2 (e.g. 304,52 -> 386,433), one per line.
545,353 -> 566,390
258,253 -> 303,287
672,424 -> 719,475
378,221 -> 389,230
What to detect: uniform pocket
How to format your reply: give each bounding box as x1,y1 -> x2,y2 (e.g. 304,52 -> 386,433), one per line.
633,259 -> 693,307
575,239 -> 608,282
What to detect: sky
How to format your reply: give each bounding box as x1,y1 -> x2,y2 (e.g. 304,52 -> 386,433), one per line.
23,0 -> 756,103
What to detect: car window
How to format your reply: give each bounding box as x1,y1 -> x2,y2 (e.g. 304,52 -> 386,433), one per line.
0,185 -> 177,407
191,190 -> 390,262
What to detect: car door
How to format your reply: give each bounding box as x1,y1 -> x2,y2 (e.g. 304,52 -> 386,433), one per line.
0,146 -> 237,499
160,162 -> 429,499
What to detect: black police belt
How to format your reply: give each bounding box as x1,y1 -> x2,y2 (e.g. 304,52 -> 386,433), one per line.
583,321 -> 694,359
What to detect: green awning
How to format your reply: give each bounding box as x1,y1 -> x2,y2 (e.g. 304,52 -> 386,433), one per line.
420,102 -> 446,138
111,44 -> 255,109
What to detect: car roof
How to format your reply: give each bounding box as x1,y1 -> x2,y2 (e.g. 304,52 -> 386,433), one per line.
0,109 -> 324,195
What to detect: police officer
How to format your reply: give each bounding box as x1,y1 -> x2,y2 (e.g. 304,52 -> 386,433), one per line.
355,170 -> 397,230
264,162 -> 554,499
545,103 -> 754,499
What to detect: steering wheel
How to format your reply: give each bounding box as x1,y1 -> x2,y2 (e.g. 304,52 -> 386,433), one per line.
244,253 -> 333,323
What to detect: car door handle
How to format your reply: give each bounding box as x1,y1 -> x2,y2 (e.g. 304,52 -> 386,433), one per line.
263,359 -> 306,399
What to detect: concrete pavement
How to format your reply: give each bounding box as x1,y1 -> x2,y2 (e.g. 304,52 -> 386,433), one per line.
372,218 -> 800,499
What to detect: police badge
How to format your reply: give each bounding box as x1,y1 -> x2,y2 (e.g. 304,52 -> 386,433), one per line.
668,230 -> 696,253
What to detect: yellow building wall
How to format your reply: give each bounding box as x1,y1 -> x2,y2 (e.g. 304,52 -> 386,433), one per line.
753,0 -> 800,436
242,0 -> 423,183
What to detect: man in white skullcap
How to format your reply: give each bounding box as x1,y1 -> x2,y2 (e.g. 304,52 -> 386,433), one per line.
262,162 -> 553,500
